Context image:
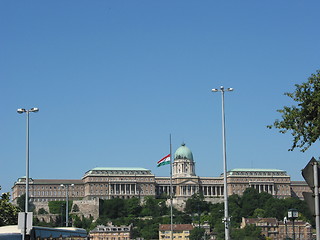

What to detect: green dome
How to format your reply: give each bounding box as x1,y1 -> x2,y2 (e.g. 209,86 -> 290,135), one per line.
174,143 -> 193,161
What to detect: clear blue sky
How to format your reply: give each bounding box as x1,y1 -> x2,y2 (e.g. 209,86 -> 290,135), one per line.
1,1 -> 320,194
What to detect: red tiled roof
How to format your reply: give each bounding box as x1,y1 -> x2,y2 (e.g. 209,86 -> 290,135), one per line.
245,218 -> 277,225
19,179 -> 83,185
159,224 -> 193,231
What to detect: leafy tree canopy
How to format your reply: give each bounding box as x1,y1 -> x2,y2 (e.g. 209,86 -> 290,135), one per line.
268,70 -> 320,151
231,224 -> 266,240
0,192 -> 20,226
38,208 -> 48,215
17,193 -> 35,212
99,198 -> 126,219
48,200 -> 72,215
140,197 -> 169,217
189,227 -> 205,240
185,193 -> 210,215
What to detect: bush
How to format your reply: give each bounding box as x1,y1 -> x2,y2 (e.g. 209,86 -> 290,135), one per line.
38,208 -> 48,215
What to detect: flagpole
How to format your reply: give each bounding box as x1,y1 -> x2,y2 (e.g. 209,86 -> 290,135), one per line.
170,134 -> 173,240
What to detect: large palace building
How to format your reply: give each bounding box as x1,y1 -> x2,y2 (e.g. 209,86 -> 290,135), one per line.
11,144 -> 311,207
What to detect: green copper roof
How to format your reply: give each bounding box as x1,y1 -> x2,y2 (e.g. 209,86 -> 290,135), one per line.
227,168 -> 288,176
229,168 -> 285,172
91,167 -> 149,171
174,143 -> 193,161
83,167 -> 152,177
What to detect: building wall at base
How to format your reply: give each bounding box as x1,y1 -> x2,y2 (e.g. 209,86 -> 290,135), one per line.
72,199 -> 100,219
241,217 -> 313,240
89,223 -> 132,240
11,169 -> 311,205
159,224 -> 193,240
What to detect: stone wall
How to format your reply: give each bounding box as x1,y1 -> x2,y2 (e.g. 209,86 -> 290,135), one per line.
169,196 -> 223,211
71,198 -> 100,220
33,202 -> 50,214
33,198 -> 100,223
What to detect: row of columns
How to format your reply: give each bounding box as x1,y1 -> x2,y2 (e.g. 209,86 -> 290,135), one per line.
109,183 -> 137,195
157,185 -> 176,195
201,186 -> 224,196
250,184 -> 275,195
180,185 -> 199,196
156,185 -> 224,197
173,162 -> 195,175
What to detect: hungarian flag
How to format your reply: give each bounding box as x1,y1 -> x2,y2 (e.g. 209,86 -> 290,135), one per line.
157,154 -> 171,167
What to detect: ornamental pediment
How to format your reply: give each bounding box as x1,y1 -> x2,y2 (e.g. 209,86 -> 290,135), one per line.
179,180 -> 199,185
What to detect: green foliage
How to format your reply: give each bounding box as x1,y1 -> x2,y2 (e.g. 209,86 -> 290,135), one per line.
48,201 -> 64,214
239,188 -> 273,218
38,208 -> 48,215
252,208 -> 266,218
140,196 -> 169,217
268,69 -> 320,152
228,194 -> 242,224
185,193 -> 210,215
174,211 -> 192,224
16,193 -> 35,212
125,197 -> 141,216
212,221 -> 225,240
48,200 -> 72,214
94,190 -> 313,240
208,202 -> 224,228
208,187 -> 313,238
100,198 -> 127,219
72,204 -> 80,212
263,198 -> 286,220
139,219 -> 159,240
17,193 -> 25,211
0,192 -> 20,226
231,224 -> 266,240
72,215 -> 94,231
97,197 -> 186,240
189,227 -> 205,240
33,216 -> 60,227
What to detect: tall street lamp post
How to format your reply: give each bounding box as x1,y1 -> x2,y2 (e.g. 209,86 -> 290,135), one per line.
212,86 -> 233,240
17,107 -> 39,240
61,184 -> 74,227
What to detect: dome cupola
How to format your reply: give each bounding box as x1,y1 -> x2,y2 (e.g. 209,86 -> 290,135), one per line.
173,143 -> 196,177
174,143 -> 194,161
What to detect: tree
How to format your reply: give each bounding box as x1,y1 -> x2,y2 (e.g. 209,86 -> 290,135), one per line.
263,198 -> 286,220
185,193 -> 209,215
139,219 -> 159,240
231,224 -> 266,240
240,188 -> 265,217
72,204 -> 80,212
99,198 -> 126,219
140,196 -> 166,217
17,193 -> 35,212
72,215 -> 94,231
48,200 -> 72,215
252,208 -> 266,218
268,70 -> 320,152
228,194 -> 242,224
125,197 -> 141,216
189,227 -> 205,240
0,192 -> 20,226
38,208 -> 48,214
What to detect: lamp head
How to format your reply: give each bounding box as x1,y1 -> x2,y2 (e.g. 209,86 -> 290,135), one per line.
212,89 -> 219,92
30,108 -> 39,112
17,108 -> 26,114
227,88 -> 234,91
288,208 -> 298,219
